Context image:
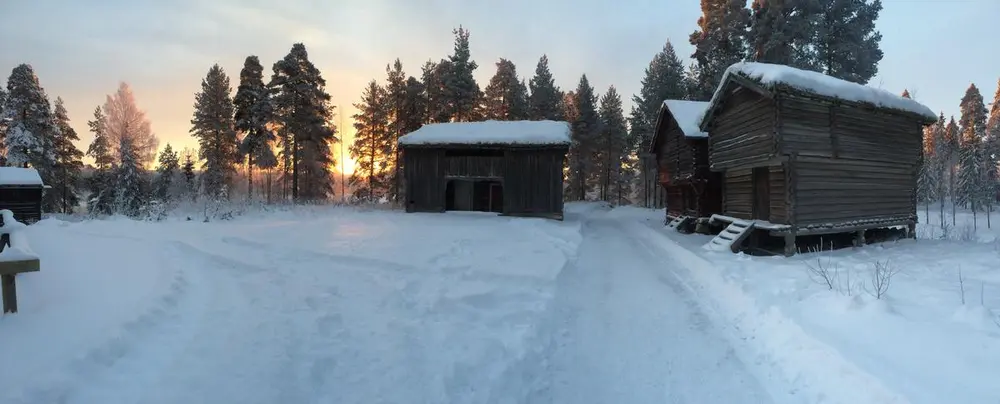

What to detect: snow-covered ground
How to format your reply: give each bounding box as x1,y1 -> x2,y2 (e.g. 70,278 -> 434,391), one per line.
3,202 -> 994,404
623,206 -> 1000,404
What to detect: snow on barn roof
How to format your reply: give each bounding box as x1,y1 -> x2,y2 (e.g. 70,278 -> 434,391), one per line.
398,120 -> 571,147
700,62 -> 938,129
663,100 -> 710,138
0,167 -> 43,186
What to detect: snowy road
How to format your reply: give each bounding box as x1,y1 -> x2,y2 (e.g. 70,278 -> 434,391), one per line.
531,216 -> 775,404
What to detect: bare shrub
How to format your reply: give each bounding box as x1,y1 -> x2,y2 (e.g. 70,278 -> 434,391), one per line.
806,257 -> 839,291
865,260 -> 900,299
956,224 -> 977,242
958,266 -> 966,305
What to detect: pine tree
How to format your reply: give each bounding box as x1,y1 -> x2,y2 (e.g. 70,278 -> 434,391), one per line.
597,86 -> 629,204
191,64 -> 239,201
181,148 -> 197,201
86,106 -> 115,215
483,58 -> 529,121
103,82 -> 159,166
814,0 -> 884,84
689,0 -> 751,101
3,64 -> 58,174
945,116 -> 961,225
748,0 -> 820,69
51,97 -> 84,213
632,41 -> 689,206
421,60 -> 453,124
528,55 -> 563,121
444,27 -> 481,122
153,143 -> 180,202
350,80 -> 391,201
269,43 -> 338,202
957,84 -> 989,227
931,113 -> 948,226
566,75 -> 600,201
234,55 -> 275,201
114,136 -> 145,217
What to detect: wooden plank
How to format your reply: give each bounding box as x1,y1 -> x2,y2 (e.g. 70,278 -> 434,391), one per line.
0,259 -> 40,276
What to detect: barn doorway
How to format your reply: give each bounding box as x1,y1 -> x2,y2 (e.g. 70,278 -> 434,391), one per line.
445,179 -> 503,213
752,167 -> 770,221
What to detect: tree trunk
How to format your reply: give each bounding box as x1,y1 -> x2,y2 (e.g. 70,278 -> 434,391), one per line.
291,135 -> 299,203
247,153 -> 254,201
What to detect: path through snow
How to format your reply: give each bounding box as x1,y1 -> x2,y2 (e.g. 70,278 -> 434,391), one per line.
529,215 -> 779,404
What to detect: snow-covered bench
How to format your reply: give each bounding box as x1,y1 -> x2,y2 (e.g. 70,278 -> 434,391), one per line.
0,209 -> 39,314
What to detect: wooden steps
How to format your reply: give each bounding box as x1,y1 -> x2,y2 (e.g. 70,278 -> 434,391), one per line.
666,215 -> 694,232
704,220 -> 756,253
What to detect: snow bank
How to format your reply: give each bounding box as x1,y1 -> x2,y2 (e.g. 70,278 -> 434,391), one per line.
398,120 -> 571,146
0,167 -> 43,186
702,62 -> 937,127
663,100 -> 709,138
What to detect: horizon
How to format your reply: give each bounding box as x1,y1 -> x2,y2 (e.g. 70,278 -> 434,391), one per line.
2,0 -> 998,173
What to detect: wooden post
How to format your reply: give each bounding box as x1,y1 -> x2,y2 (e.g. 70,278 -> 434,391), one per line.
908,222 -> 917,239
2,274 -> 16,314
783,232 -> 796,257
854,230 -> 866,247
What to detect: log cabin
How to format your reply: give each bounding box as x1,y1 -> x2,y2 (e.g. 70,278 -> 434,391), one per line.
0,167 -> 44,224
648,100 -> 722,232
398,120 -> 570,220
698,62 -> 938,255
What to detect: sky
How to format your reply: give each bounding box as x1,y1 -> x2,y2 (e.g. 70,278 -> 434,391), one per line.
1,0 -> 998,173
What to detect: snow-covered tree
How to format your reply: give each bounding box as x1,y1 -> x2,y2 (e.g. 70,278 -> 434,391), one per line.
597,86 -> 629,204
957,84 -> 989,226
814,0 -> 884,84
748,0 -> 820,69
86,106 -> 115,215
269,43 -> 338,202
2,64 -> 58,171
945,116 -> 961,225
566,75 -> 600,201
444,27 -> 481,122
483,58 -> 529,121
689,0 -> 751,100
113,136 -> 146,217
350,80 -> 391,201
191,64 -> 239,201
234,55 -> 276,201
528,55 -> 563,121
181,147 -> 197,201
102,82 -> 159,166
51,97 -> 84,213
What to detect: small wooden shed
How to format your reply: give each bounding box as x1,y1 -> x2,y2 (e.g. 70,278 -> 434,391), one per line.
398,120 -> 570,220
698,62 -> 938,255
648,100 -> 722,230
0,167 -> 44,224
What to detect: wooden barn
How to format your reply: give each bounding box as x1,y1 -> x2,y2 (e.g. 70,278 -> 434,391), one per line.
398,120 -> 570,220
648,100 -> 722,232
0,167 -> 44,224
698,62 -> 938,255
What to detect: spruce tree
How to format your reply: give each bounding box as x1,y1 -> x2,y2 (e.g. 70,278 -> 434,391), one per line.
814,0 -> 884,84
689,0 -> 751,100
234,55 -> 275,201
350,80 -> 391,201
181,148 -> 197,201
946,116 -> 961,225
632,41 -> 689,206
483,58 -> 529,121
269,43 -> 338,201
444,27 -> 481,122
528,55 -> 563,121
566,75 -> 600,201
598,86 -> 629,204
51,97 -> 84,213
3,64 -> 58,173
191,64 -> 239,201
86,106 -> 115,215
931,113 -> 948,226
957,84 -> 989,227
153,143 -> 180,202
748,0 -> 820,69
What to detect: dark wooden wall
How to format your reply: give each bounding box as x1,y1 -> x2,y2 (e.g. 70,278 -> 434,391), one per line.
776,94 -> 924,227
654,112 -> 723,219
503,149 -> 565,218
403,146 -> 566,219
0,187 -> 42,224
708,88 -> 777,170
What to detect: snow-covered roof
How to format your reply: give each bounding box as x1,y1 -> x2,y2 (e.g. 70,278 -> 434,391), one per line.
663,100 -> 710,138
0,167 -> 43,186
700,62 -> 938,130
398,120 -> 571,147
